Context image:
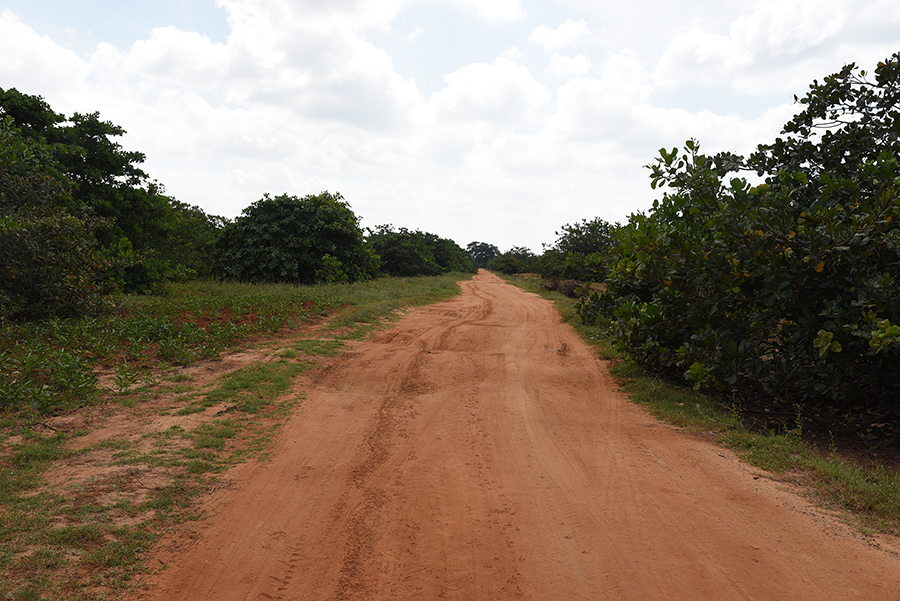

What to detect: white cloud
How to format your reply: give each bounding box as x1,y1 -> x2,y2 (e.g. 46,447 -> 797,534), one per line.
0,10 -> 88,96
654,29 -> 754,91
549,51 -> 651,141
126,27 -> 229,88
731,0 -> 849,57
529,19 -> 591,52
407,26 -> 424,42
652,0 -> 895,95
217,0 -> 412,31
5,0 -> 900,253
448,0 -> 526,22
429,57 -> 550,128
548,53 -> 592,78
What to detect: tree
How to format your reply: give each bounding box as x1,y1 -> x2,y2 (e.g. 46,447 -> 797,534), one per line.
488,246 -> 536,274
426,233 -> 476,274
368,225 -> 442,277
0,116 -> 108,319
368,226 -> 473,277
538,217 -> 613,281
214,192 -> 379,284
466,242 -> 500,268
0,87 -> 223,291
584,53 -> 900,418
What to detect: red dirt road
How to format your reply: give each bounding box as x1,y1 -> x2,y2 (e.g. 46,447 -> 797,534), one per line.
135,271 -> 900,600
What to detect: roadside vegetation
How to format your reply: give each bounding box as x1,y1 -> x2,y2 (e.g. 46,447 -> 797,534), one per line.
499,53 -> 900,539
0,274 -> 470,600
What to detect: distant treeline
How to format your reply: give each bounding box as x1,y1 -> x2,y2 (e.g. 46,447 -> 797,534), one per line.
0,88 -> 483,319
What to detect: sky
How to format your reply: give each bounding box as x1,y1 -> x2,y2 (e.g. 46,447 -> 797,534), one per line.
1,0 -> 899,253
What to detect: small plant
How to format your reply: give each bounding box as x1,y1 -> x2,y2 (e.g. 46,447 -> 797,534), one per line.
113,361 -> 139,393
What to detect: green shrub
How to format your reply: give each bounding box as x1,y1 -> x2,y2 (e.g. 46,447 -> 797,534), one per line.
585,54 -> 900,415
214,192 -> 380,284
0,116 -> 110,320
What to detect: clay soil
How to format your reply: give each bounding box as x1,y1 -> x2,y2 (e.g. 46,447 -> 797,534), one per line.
131,271 -> 900,600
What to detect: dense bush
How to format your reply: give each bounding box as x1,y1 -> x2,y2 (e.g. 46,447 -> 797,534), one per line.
0,116 -> 109,319
581,54 -> 900,415
466,242 -> 500,268
488,246 -> 536,274
367,226 -> 473,277
537,217 -> 613,282
215,192 -> 379,284
0,88 -> 224,293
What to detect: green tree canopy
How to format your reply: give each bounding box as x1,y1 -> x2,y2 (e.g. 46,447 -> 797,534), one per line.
0,87 -> 223,291
215,192 -> 379,284
368,226 -> 474,277
0,116 -> 108,319
466,241 -> 500,268
488,246 -> 536,274
538,217 -> 613,281
583,53 -> 900,420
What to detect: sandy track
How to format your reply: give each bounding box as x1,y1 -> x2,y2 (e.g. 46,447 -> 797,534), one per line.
134,271 -> 900,600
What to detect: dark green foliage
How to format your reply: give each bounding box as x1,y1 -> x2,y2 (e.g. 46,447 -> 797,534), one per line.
368,225 -> 474,276
0,116 -> 109,319
488,246 -> 535,274
583,54 -> 900,418
537,217 -> 613,281
214,192 -> 379,284
0,87 -> 224,295
466,241 -> 500,268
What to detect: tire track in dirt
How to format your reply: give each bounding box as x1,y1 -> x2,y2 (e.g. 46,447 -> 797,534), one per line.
133,271 -> 900,601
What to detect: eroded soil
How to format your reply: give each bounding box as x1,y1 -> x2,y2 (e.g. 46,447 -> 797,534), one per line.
128,271 -> 900,600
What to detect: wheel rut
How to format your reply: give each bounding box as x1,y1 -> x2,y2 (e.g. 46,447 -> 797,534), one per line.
131,271 -> 900,601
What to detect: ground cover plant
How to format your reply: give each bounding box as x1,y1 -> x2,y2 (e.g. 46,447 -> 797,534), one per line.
0,272 -> 470,600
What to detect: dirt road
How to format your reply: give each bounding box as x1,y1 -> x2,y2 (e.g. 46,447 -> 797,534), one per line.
135,271 -> 900,600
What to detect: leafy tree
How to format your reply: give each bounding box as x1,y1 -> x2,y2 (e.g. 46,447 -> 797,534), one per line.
466,241 -> 500,268
367,226 -> 441,276
368,226 -> 473,277
214,192 -> 379,284
150,198 -> 226,280
584,53 -> 900,419
0,116 -> 108,319
0,87 -> 223,291
427,233 -> 476,274
538,217 -> 613,281
488,246 -> 536,274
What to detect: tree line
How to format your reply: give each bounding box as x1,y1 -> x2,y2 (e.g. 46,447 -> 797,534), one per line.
466,216 -> 614,283
10,52 -> 896,427
0,87 -> 481,320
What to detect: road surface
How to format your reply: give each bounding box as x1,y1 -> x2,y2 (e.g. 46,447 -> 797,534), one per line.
134,270 -> 900,600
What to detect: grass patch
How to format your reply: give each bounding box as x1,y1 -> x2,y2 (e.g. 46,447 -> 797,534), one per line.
611,361 -> 740,432
501,272 -> 900,535
293,339 -> 345,357
201,360 -> 309,413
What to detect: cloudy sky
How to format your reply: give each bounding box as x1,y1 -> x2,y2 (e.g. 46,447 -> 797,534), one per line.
1,1 -> 898,252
